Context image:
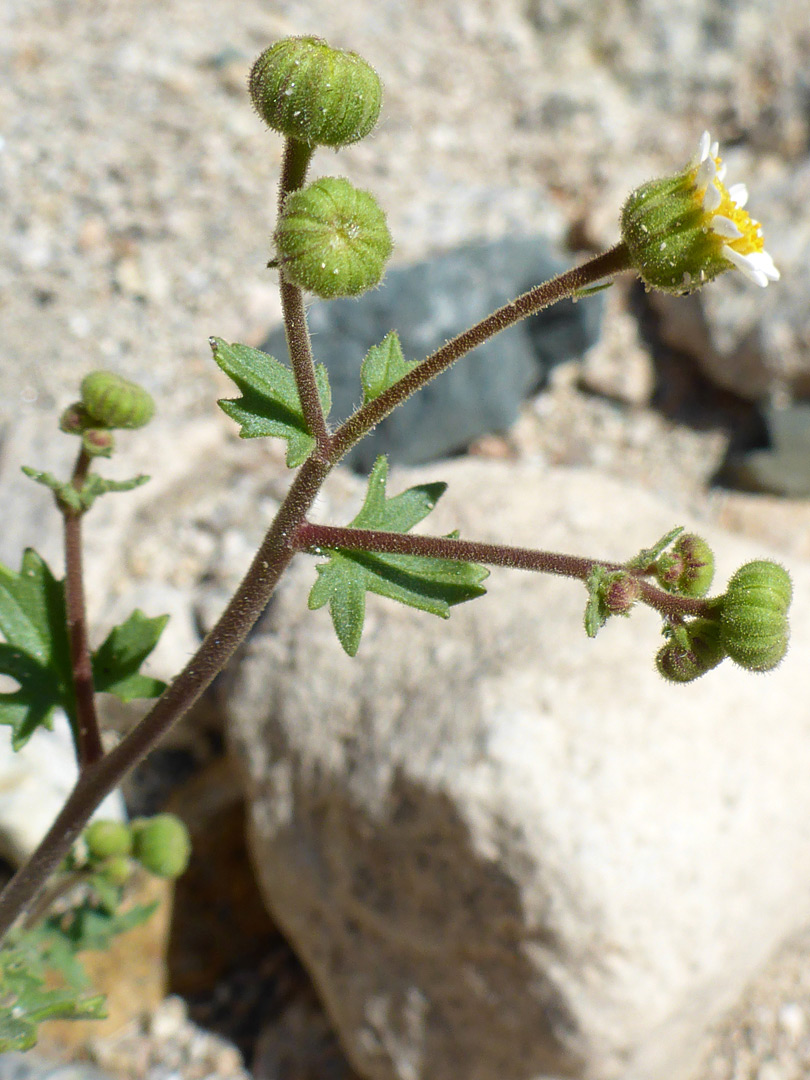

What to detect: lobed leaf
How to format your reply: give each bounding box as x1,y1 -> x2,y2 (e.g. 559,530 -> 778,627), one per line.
360,331 -> 418,404
212,338 -> 331,467
92,610 -> 168,703
308,457 -> 488,655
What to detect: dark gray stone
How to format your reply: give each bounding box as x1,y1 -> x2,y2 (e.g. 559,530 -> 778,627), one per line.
262,237 -> 603,471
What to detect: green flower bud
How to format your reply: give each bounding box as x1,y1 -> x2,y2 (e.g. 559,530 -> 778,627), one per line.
602,572 -> 641,615
100,855 -> 133,887
84,820 -> 133,861
131,814 -> 191,879
620,131 -> 778,294
655,533 -> 715,597
249,37 -> 382,148
59,402 -> 92,435
81,371 -> 155,430
655,618 -> 726,683
81,427 -> 115,458
720,560 -> 792,672
274,176 -> 392,298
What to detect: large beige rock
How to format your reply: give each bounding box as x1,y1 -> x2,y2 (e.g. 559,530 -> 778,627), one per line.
226,459 -> 810,1080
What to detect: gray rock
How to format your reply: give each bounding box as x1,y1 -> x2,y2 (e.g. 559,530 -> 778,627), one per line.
0,1059 -> 111,1080
225,458 -> 810,1080
262,238 -> 603,471
725,403 -> 810,497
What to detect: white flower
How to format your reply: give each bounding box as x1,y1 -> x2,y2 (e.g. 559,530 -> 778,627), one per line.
690,131 -> 780,287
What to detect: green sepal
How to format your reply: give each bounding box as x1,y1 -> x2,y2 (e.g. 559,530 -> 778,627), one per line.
625,526 -> 684,572
212,338 -> 331,467
22,466 -> 150,512
308,456 -> 488,656
92,610 -> 169,703
0,550 -> 74,750
360,331 -> 418,404
583,565 -> 610,638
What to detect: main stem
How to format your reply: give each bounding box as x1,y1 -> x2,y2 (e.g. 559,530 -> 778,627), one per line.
0,242 -> 631,939
0,455 -> 329,940
63,449 -> 104,769
277,138 -> 331,455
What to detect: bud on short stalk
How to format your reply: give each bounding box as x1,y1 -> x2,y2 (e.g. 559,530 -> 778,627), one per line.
656,618 -> 726,683
250,37 -> 382,148
81,371 -> 155,430
655,533 -> 714,597
720,560 -> 792,672
131,814 -> 191,880
274,176 -> 392,298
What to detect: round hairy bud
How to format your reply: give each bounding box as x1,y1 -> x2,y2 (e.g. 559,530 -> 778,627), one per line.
131,814 -> 191,879
59,402 -> 92,435
602,572 -> 641,615
84,820 -> 133,861
655,618 -> 726,683
81,371 -> 155,430
720,560 -> 792,672
81,427 -> 115,458
655,533 -> 714,597
274,176 -> 392,298
101,855 -> 133,887
249,37 -> 382,148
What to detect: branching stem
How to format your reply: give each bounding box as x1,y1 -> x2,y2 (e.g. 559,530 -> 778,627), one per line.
294,522 -> 714,621
329,243 -> 632,462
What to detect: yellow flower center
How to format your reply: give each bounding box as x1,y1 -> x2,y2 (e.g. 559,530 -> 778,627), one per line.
689,154 -> 765,257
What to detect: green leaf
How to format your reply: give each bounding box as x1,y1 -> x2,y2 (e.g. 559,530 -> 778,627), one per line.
308,457 -> 488,655
360,331 -> 418,403
212,338 -> 331,467
625,526 -> 684,571
0,551 -> 73,749
92,610 -> 168,703
0,942 -> 107,1052
584,565 -> 610,639
22,467 -> 149,512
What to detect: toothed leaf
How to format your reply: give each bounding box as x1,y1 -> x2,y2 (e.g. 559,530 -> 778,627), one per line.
308,457 -> 488,655
212,337 -> 331,467
360,331 -> 418,403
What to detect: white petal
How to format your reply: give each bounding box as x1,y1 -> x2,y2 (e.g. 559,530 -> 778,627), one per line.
710,140 -> 719,159
698,131 -> 711,161
711,215 -> 743,239
746,249 -> 780,280
716,162 -> 727,182
702,181 -> 722,211
722,244 -> 777,286
727,183 -> 748,208
696,155 -> 717,190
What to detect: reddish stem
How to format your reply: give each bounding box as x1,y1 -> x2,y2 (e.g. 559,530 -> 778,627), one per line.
277,138 -> 332,456
62,449 -> 104,769
294,522 -> 714,621
329,244 -> 632,462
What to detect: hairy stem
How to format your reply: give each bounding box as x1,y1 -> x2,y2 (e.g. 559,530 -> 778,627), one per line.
277,138 -> 331,455
0,455 -> 330,941
294,522 -> 714,620
329,243 -> 633,461
62,449 -> 104,769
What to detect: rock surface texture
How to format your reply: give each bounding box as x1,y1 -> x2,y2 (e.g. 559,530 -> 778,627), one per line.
226,459 -> 810,1080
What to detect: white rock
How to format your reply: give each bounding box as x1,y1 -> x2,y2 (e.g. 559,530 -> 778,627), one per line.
0,716 -> 125,865
226,459 -> 810,1080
